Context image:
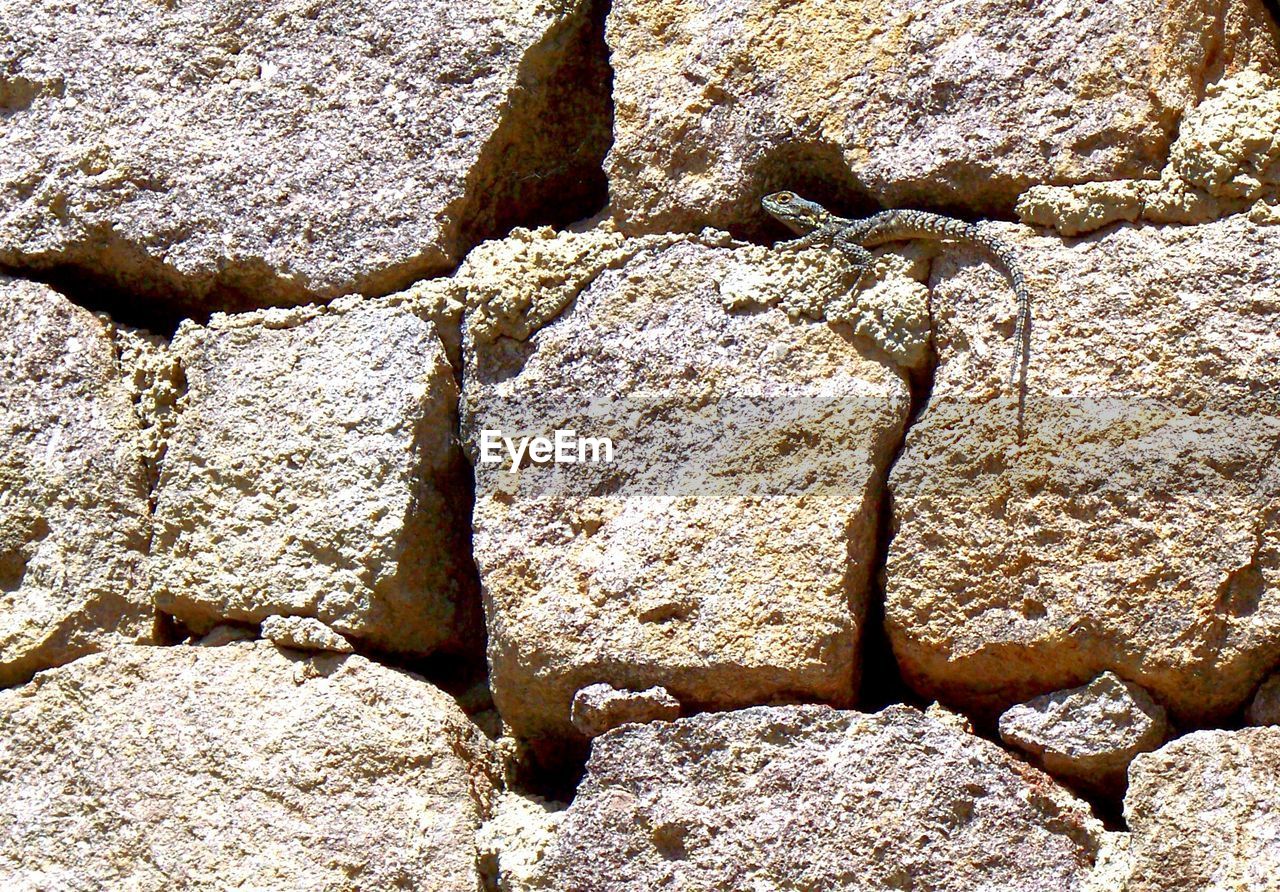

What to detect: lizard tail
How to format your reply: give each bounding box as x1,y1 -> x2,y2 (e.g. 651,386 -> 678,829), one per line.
972,229 -> 1030,386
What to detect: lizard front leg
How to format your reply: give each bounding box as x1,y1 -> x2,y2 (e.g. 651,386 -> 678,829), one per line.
832,228 -> 874,280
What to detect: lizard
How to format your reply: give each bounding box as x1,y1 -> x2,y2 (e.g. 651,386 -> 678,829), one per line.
761,190 -> 1030,391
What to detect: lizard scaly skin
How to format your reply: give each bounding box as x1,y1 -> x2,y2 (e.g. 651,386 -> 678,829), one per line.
762,191 -> 1030,388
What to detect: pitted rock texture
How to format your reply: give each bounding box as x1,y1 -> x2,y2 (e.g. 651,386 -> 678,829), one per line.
0,642 -> 496,891
521,705 -> 1104,891
1247,672 -> 1280,725
886,215 -> 1280,724
999,672 -> 1170,795
570,682 -> 681,737
260,615 -> 354,654
0,0 -> 609,311
1018,69 -> 1280,235
604,0 -> 1280,233
0,277 -> 155,688
1124,728 -> 1280,891
150,297 -> 480,656
462,227 -> 911,744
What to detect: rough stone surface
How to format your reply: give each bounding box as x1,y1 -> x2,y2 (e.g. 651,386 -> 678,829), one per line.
0,0 -> 609,310
260,615 -> 354,654
150,297 -> 480,656
0,277 -> 156,687
570,682 -> 681,737
194,624 -> 257,648
1018,69 -> 1280,235
998,672 -> 1170,795
463,226 -> 911,743
521,705 -> 1104,890
477,792 -> 566,892
886,214 -> 1280,724
0,642 -> 496,891
1247,672 -> 1280,725
1124,727 -> 1280,891
605,0 -> 1280,233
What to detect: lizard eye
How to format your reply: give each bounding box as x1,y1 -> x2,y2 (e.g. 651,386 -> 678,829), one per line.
776,192 -> 793,203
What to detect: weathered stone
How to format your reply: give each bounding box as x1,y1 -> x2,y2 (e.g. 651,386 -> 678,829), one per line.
522,705 -> 1103,890
0,277 -> 156,687
477,792 -> 566,892
106,322 -> 183,491
194,624 -> 257,648
570,683 -> 681,737
1247,672 -> 1280,725
1124,727 -> 1280,891
604,0 -> 1280,233
0,642 -> 496,890
0,0 -> 609,312
999,672 -> 1170,795
260,615 -> 354,654
462,225 -> 911,743
150,297 -> 480,656
1018,70 -> 1280,235
886,215 -> 1280,724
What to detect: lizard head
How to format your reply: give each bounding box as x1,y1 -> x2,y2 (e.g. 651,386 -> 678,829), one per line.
761,191 -> 830,234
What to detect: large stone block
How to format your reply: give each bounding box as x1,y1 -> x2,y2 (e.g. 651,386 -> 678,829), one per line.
150,297 -> 480,655
462,226 -> 911,744
604,0 -> 1279,232
1124,727 -> 1280,890
0,642 -> 496,890
519,705 -> 1104,890
886,215 -> 1280,723
0,277 -> 155,687
0,0 -> 609,311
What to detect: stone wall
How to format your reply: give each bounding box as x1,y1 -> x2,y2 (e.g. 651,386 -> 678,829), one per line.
2,1 -> 1279,888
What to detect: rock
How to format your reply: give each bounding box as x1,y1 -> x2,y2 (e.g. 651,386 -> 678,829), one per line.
462,225 -> 911,744
149,296 -> 481,656
0,277 -> 156,687
1018,69 -> 1280,235
477,792 -> 566,892
1124,727 -> 1280,890
194,624 -> 257,647
0,0 -> 609,313
998,672 -> 1170,795
0,642 -> 496,890
604,0 -> 1280,233
570,683 -> 681,737
260,615 -> 354,654
1082,832 -> 1136,892
106,322 -> 183,491
522,705 -> 1104,890
886,214 -> 1280,725
1246,672 -> 1280,725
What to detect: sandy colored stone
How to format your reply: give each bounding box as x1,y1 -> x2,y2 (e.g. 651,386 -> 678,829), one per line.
260,615 -> 354,654
1247,672 -> 1280,725
462,226 -> 911,744
194,624 -> 257,647
0,642 -> 496,891
477,792 -> 566,892
0,0 -> 609,312
1124,727 -> 1280,891
521,705 -> 1103,890
0,277 -> 156,687
1018,69 -> 1280,235
570,683 -> 681,737
999,672 -> 1169,795
150,296 -> 480,656
605,0 -> 1280,234
886,215 -> 1280,725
